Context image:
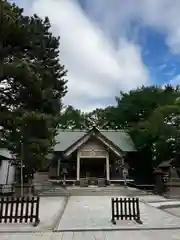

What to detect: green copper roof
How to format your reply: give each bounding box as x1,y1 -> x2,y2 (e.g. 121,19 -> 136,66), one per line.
101,130 -> 136,152
0,149 -> 12,159
54,130 -> 85,152
54,129 -> 136,152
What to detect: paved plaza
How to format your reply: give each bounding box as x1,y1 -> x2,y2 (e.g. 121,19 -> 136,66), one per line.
57,195 -> 180,230
1,190 -> 180,239
0,230 -> 180,240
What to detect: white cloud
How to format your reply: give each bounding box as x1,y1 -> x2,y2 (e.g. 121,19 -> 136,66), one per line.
10,0 -> 180,111
170,75 -> 180,86
29,0 -> 149,111
86,0 -> 180,54
138,0 -> 180,54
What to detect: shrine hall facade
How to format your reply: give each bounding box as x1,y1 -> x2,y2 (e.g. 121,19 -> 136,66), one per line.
49,126 -> 136,185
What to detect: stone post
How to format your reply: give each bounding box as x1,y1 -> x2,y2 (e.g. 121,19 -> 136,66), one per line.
106,153 -> 110,184
77,153 -> 80,181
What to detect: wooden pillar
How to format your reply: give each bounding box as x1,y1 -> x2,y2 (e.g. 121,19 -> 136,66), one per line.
122,156 -> 125,166
106,153 -> 110,181
77,153 -> 80,180
57,158 -> 60,177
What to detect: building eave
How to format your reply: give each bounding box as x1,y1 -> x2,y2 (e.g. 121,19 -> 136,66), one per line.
0,149 -> 12,160
63,127 -> 123,157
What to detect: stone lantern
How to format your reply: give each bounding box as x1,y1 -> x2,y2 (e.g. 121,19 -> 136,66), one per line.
123,163 -> 129,188
153,168 -> 166,195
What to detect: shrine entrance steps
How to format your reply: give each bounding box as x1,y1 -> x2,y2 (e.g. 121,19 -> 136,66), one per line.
37,185 -> 150,197
67,186 -> 148,196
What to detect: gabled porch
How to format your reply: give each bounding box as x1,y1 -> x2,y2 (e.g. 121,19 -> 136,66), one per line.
49,127 -> 130,186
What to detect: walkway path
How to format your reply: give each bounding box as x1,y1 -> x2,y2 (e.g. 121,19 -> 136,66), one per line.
57,196 -> 180,231
1,190 -> 180,239
1,230 -> 180,239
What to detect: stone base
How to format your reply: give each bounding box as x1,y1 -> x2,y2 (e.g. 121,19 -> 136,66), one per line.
75,180 -> 80,186
80,179 -> 89,187
88,178 -> 98,185
72,179 -> 113,186
164,184 -> 180,199
98,179 -> 106,187
106,180 -> 110,186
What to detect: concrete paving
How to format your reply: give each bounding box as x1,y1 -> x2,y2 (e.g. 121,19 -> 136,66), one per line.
56,195 -> 180,231
0,197 -> 66,232
1,191 -> 180,239
163,207 -> 180,218
148,201 -> 180,208
1,230 -> 180,239
139,195 -> 170,202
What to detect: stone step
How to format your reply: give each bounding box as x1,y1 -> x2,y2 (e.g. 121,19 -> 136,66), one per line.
69,192 -> 147,196
68,187 -> 148,196
39,191 -> 69,196
35,186 -> 70,197
37,186 -> 149,196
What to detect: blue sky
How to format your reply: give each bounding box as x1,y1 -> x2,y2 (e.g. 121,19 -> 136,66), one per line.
10,0 -> 180,111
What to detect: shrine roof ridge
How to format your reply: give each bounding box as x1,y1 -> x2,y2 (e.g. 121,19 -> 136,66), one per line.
54,128 -> 136,152
58,128 -> 128,132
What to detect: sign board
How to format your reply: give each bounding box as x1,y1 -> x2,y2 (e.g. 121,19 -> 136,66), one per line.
62,168 -> 68,175
123,168 -> 128,176
116,159 -> 122,165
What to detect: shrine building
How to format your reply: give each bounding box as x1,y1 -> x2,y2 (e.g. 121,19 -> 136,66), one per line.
49,126 -> 136,185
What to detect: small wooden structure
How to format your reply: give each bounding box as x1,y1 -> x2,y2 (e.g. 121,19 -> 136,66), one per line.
49,126 -> 136,186
0,149 -> 16,186
0,196 -> 40,226
111,197 -> 142,224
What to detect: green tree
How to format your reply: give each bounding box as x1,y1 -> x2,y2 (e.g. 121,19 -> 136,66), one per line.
86,107 -> 115,128
59,105 -> 85,129
108,85 -> 180,182
0,1 -> 67,176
